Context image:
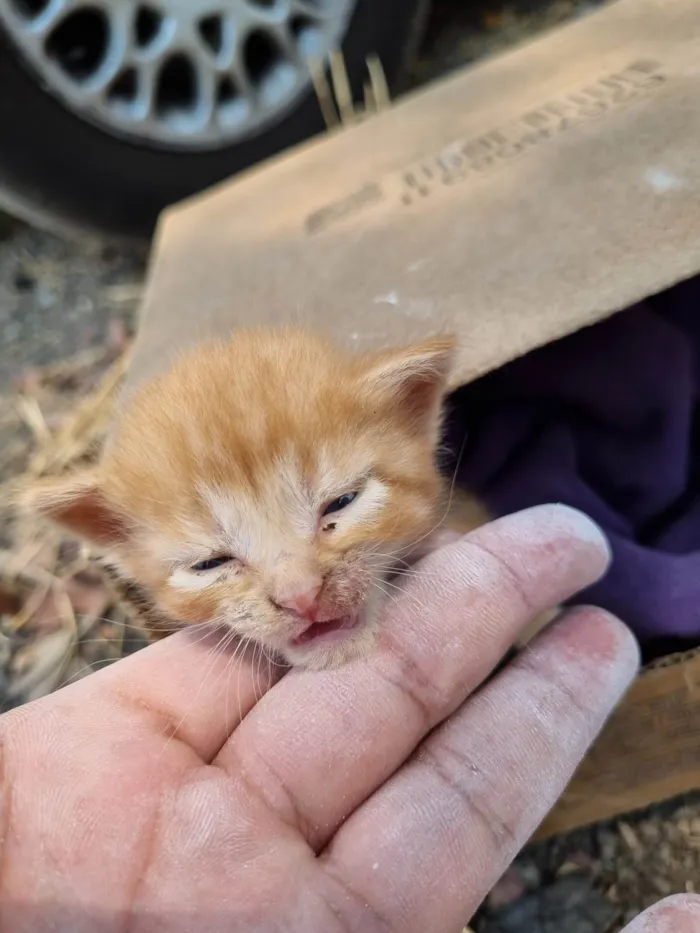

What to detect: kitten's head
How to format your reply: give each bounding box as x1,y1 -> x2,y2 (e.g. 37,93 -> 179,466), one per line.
25,329 -> 454,668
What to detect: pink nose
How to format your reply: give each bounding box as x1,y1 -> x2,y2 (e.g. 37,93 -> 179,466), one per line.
275,582 -> 322,621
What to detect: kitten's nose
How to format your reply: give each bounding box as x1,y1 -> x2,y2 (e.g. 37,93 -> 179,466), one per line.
275,581 -> 322,621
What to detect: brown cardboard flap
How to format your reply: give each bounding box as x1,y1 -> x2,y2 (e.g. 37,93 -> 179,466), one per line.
537,650 -> 700,837
126,0 -> 700,403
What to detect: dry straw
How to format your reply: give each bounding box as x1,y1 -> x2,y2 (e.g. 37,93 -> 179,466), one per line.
0,345 -> 134,703
310,50 -> 391,130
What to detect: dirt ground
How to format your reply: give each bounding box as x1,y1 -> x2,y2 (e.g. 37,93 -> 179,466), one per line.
0,1 -> 698,930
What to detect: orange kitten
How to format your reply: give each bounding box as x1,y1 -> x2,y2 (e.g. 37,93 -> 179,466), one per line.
22,329 -> 503,669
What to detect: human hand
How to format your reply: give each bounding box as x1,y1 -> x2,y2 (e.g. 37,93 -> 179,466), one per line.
0,504 -> 685,932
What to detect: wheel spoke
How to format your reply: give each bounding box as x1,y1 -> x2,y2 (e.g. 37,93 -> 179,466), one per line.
128,60 -> 156,122
83,5 -> 130,96
269,21 -> 299,64
230,49 -> 255,103
18,0 -> 76,37
193,58 -> 217,130
290,0 -> 326,19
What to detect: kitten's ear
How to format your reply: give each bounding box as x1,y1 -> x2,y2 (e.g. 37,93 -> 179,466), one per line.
360,338 -> 455,435
18,470 -> 130,548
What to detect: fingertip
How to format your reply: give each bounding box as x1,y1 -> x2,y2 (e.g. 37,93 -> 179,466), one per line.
624,894 -> 700,932
445,503 -> 613,604
519,503 -> 611,565
462,504 -> 611,572
554,605 -> 641,674
520,606 -> 640,717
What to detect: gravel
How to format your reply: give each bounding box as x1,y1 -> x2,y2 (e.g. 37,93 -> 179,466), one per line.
0,224 -> 144,392
482,875 -> 618,933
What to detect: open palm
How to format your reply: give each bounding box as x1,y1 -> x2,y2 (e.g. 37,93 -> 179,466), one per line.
0,505 -> 696,933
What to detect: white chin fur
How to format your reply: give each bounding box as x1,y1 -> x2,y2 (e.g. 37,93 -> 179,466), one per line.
282,620 -> 379,670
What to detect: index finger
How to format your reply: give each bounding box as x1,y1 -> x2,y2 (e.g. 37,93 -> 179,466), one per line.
215,504 -> 611,849
40,624 -> 282,762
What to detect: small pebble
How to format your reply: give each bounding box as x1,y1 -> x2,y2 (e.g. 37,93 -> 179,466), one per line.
12,269 -> 34,292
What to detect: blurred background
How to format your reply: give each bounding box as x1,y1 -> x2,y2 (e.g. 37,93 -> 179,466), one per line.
0,1 -> 697,930
0,0 -> 607,400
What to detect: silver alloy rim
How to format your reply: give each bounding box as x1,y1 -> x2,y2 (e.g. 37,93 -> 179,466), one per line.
0,0 -> 354,149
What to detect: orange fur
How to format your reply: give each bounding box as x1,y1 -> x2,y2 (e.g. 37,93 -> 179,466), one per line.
23,328 -> 508,668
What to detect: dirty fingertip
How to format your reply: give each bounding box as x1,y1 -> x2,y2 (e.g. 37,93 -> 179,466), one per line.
533,503 -> 609,551
624,894 -> 700,932
547,606 -> 640,690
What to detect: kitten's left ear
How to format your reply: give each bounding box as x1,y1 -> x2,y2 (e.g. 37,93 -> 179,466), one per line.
360,337 -> 455,436
17,469 -> 131,549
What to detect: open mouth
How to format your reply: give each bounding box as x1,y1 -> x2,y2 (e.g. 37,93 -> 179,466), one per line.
291,613 -> 363,648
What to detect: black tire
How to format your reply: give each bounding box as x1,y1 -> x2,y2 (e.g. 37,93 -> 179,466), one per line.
0,0 -> 428,242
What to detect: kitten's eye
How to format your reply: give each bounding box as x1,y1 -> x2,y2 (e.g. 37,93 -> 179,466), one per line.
191,556 -> 233,573
323,492 -> 358,516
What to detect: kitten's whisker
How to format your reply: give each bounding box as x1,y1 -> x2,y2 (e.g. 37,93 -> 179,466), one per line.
190,627 -> 241,738
157,625 -> 233,759
390,567 -> 446,580
221,633 -> 246,733
224,632 -> 252,736
362,555 -> 446,580
374,576 -> 430,617
235,635 -> 253,725
255,641 -> 269,703
81,616 -> 136,630
395,426 -> 471,558
253,641 -> 264,705
369,580 -> 401,606
358,562 -> 433,617
137,621 -> 222,662
59,656 -> 118,687
57,621 -> 220,691
236,635 -> 256,724
248,640 -> 259,705
386,434 -> 472,565
369,581 -> 412,616
70,638 -> 132,646
386,555 -> 449,576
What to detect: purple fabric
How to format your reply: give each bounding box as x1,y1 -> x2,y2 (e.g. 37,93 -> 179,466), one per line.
450,277 -> 700,645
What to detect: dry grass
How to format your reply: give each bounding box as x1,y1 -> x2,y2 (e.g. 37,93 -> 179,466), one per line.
310,51 -> 391,130
0,342 -> 150,708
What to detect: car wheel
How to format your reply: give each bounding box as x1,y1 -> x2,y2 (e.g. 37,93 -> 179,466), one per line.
0,0 -> 428,240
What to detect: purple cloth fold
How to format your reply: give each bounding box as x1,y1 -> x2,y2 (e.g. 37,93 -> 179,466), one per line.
450,277 -> 700,645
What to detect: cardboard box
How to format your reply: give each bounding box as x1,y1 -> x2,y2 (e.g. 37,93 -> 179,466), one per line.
121,0 -> 700,837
